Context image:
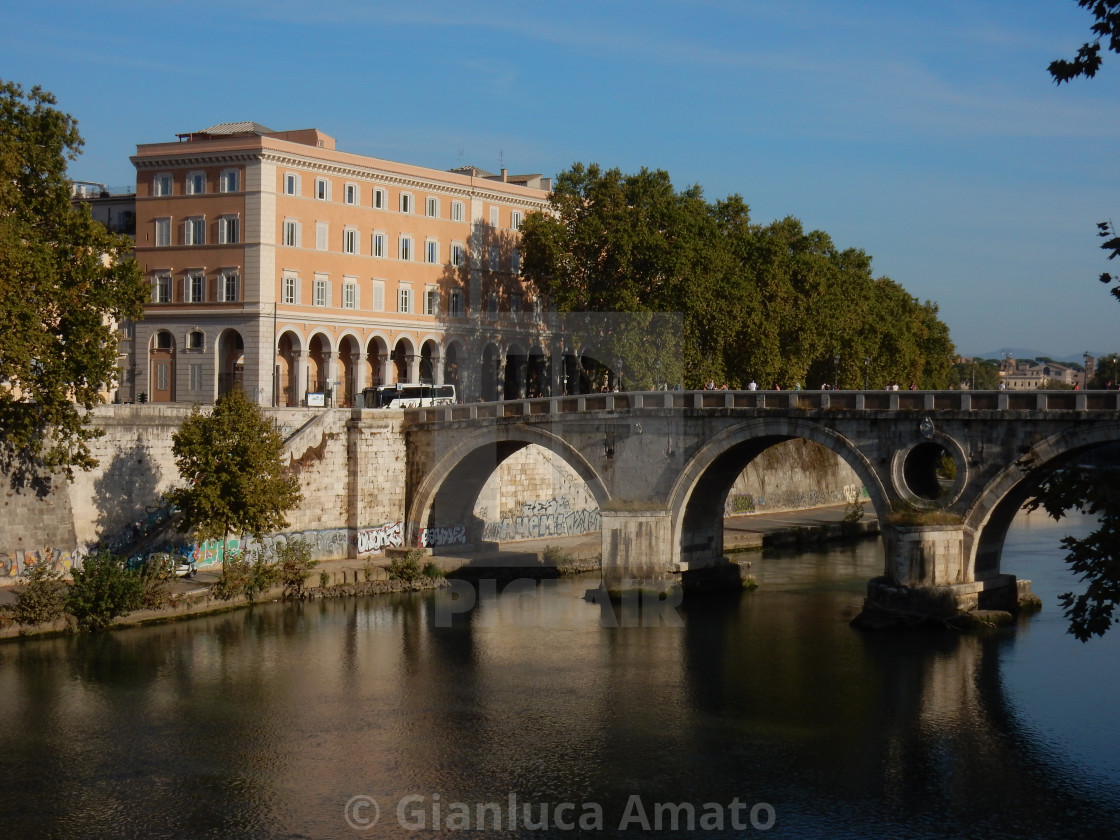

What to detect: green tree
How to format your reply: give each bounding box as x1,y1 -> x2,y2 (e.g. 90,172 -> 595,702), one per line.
167,388 -> 302,557
519,163 -> 954,390
0,81 -> 146,482
65,551 -> 144,631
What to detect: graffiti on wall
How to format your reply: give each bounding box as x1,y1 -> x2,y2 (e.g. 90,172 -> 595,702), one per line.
417,524 -> 467,548
357,521 -> 405,556
0,546 -> 88,579
482,498 -> 601,542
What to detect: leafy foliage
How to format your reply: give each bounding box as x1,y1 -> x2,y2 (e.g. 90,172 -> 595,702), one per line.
0,81 -> 146,481
10,564 -> 68,626
1049,0 -> 1120,83
65,551 -> 144,631
1025,467 -> 1120,641
518,163 -> 955,389
388,549 -> 428,582
167,388 -> 302,548
210,553 -> 280,602
276,538 -> 319,598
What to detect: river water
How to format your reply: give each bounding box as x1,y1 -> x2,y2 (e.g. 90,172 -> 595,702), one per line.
1,512 -> 1118,839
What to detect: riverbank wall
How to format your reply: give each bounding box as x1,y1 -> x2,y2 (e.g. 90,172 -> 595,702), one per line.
2,406 -> 866,583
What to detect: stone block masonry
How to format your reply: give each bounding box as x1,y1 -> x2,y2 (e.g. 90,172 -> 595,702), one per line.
1,406 -> 866,584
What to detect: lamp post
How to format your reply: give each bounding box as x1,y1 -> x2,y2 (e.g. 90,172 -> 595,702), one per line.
864,356 -> 870,390
833,354 -> 840,390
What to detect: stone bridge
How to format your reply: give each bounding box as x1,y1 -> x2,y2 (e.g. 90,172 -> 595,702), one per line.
404,389 -> 1120,615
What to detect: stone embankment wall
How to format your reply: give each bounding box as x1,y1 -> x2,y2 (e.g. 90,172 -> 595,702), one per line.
1,407 -> 862,584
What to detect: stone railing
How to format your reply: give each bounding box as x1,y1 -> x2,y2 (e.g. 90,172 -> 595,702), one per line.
405,389 -> 1120,425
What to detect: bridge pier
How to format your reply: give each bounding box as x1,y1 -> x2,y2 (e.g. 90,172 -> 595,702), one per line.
856,524 -> 1030,628
600,510 -> 746,597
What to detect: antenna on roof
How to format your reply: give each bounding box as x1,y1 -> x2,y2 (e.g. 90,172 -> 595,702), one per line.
457,148 -> 463,164
499,149 -> 504,170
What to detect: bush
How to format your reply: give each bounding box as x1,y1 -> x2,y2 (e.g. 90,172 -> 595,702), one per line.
421,561 -> 444,579
388,548 -> 427,582
11,564 -> 68,627
276,539 -> 319,599
211,553 -> 280,602
138,554 -> 175,609
66,551 -> 144,631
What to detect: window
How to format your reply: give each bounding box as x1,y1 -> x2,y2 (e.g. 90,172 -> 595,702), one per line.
157,363 -> 169,392
449,288 -> 464,317
153,173 -> 172,197
451,200 -> 464,222
316,221 -> 329,251
425,239 -> 439,264
511,247 -> 521,274
511,211 -> 522,231
284,173 -> 300,196
186,171 -> 206,195
151,274 -> 172,303
315,178 -> 330,201
344,183 -> 358,205
218,216 -> 240,244
313,275 -> 329,307
451,242 -> 465,267
489,207 -> 499,227
155,331 -> 173,350
188,330 -> 204,350
425,286 -> 439,315
372,231 -> 386,257
283,219 -> 301,247
220,169 -> 240,193
400,193 -> 413,214
343,227 -> 359,255
510,293 -> 522,315
219,271 -> 239,302
488,245 -> 499,271
186,273 -> 205,303
372,280 -> 385,311
373,188 -> 386,209
487,293 -> 498,317
343,279 -> 358,309
154,218 -> 171,247
282,273 -> 299,304
426,196 -> 439,218
398,286 -> 412,313
188,364 -> 203,391
185,217 -> 205,246
399,235 -> 412,261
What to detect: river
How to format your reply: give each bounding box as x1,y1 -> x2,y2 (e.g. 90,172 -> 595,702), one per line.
1,512 -> 1117,839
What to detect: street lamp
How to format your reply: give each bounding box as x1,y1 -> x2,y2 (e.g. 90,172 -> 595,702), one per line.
833,354 -> 840,390
864,356 -> 870,390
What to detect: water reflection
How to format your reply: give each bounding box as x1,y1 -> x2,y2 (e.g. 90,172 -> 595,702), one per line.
0,515 -> 1117,838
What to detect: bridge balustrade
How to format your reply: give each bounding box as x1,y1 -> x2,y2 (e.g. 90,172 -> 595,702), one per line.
405,389 -> 1120,424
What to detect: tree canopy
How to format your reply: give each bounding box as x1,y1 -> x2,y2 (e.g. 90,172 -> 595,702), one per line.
1049,0 -> 1120,82
167,389 -> 302,549
0,81 -> 146,481
518,163 -> 954,390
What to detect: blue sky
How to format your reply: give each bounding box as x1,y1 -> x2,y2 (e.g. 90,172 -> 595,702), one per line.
5,0 -> 1119,358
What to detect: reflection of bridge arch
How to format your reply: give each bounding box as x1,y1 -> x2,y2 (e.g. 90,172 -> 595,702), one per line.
967,421 -> 1120,581
668,419 -> 888,570
407,425 -> 610,546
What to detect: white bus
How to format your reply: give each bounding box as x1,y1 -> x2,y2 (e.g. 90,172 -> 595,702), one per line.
364,383 -> 456,409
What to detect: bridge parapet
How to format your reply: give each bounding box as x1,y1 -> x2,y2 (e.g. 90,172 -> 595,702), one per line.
405,389 -> 1120,425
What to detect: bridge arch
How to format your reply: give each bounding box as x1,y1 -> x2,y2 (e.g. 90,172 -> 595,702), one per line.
407,425 -> 610,547
965,420 -> 1120,581
667,418 -> 889,570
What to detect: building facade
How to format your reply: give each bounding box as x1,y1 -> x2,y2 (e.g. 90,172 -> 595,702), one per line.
126,122 -> 555,405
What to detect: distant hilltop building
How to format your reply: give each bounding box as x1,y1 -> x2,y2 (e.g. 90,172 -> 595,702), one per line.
118,122 -> 554,406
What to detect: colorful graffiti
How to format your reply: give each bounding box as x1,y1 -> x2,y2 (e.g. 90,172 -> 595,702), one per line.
0,546 -> 88,579
723,485 -> 868,516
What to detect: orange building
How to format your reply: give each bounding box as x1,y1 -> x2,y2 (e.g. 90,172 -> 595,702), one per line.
127,122 -> 552,405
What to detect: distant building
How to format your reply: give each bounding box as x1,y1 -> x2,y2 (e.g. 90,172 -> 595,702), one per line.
126,122 -> 555,406
71,182 -> 136,237
999,356 -> 1081,390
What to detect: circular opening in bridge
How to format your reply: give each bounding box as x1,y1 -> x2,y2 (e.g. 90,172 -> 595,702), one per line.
902,441 -> 956,501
